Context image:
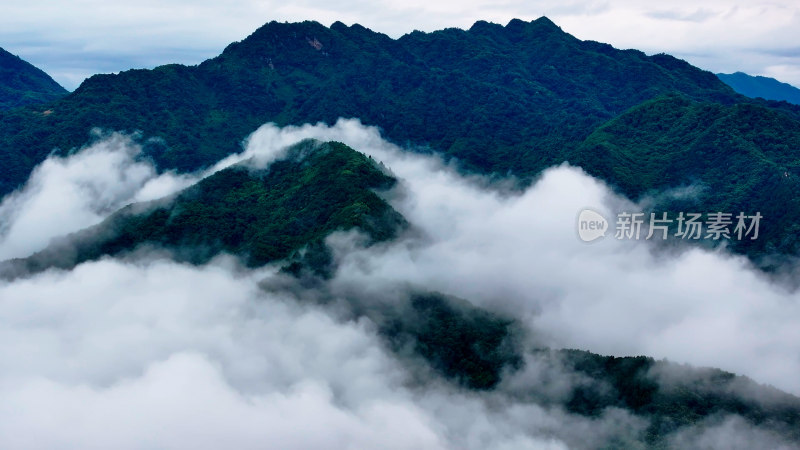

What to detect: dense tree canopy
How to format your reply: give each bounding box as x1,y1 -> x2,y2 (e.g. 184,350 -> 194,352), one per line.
3,140 -> 405,274
0,47 -> 67,111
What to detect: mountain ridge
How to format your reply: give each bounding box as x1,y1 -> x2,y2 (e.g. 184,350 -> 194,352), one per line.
0,16 -> 743,194
0,47 -> 67,110
1,140 -> 405,278
1,17 -> 799,263
718,71 -> 800,105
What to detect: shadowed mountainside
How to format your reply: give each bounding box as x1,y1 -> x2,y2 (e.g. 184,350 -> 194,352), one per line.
0,17 -> 743,195
0,47 -> 67,110
3,18 -> 799,263
718,72 -> 800,105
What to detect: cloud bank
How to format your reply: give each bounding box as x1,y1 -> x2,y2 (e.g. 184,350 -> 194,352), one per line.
1,119 -> 799,448
226,119 -> 800,396
0,132 -> 198,261
0,258 -> 449,449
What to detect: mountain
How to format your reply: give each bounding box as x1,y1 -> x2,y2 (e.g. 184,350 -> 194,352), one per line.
7,171 -> 798,447
0,17 -> 742,197
0,47 -> 67,110
366,289 -> 800,447
5,18 -> 800,264
543,348 -> 800,446
1,140 -> 405,278
572,94 -> 800,266
1,94 -> 798,447
718,72 -> 800,105
3,18 -> 800,449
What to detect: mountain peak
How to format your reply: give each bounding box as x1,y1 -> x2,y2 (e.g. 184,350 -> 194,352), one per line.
468,20 -> 503,34
220,20 -> 331,57
503,16 -> 561,30
2,140 -> 405,277
0,47 -> 67,109
249,19 -> 327,36
717,71 -> 800,105
531,16 -> 560,29
502,16 -> 566,42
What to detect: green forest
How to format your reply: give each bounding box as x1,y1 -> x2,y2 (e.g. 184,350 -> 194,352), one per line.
2,16 -> 800,448
3,140 -> 405,275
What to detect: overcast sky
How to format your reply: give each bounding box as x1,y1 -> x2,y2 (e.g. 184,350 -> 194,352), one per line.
1,0 -> 799,90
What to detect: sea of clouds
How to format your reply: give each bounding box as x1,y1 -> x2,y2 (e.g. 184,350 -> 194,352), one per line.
0,119 -> 798,449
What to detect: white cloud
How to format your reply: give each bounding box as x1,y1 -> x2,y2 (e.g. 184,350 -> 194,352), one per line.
0,258 -> 446,449
4,119 -> 800,397
556,1 -> 800,86
0,132 -> 196,261
0,255 -> 608,450
0,254 -> 696,449
667,415 -> 798,450
0,122 -> 353,262
1,119 -> 798,448
763,64 -> 800,88
219,119 -> 800,396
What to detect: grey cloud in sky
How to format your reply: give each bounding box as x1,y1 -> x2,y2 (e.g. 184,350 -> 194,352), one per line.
753,46 -> 800,58
646,8 -> 720,23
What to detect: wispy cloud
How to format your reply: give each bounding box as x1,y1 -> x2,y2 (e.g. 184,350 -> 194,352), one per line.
0,132 -> 196,261
219,120 -> 800,396
646,8 -> 719,23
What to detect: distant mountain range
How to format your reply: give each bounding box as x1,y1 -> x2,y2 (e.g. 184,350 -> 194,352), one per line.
718,71 -> 800,105
0,47 -> 67,110
0,18 -> 745,194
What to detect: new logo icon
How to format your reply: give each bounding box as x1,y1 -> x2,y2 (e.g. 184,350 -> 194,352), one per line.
577,209 -> 608,242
